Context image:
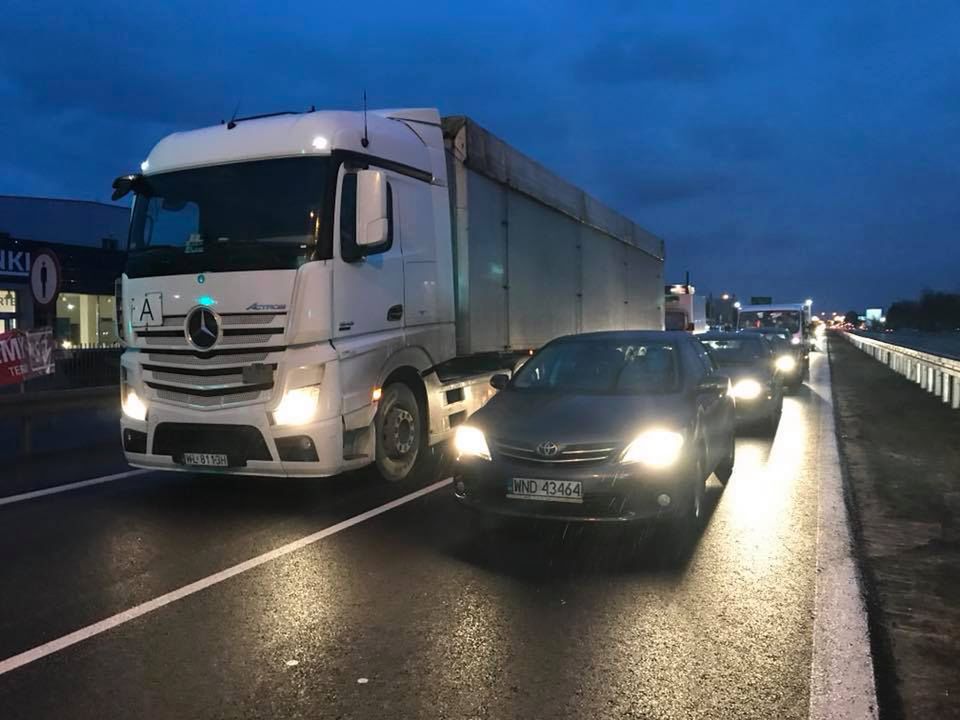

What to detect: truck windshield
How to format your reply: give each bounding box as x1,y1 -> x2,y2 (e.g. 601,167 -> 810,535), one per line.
511,340 -> 679,394
125,157 -> 332,278
738,310 -> 802,334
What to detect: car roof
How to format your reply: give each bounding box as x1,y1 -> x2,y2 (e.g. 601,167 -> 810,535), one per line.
699,332 -> 764,341
552,330 -> 692,343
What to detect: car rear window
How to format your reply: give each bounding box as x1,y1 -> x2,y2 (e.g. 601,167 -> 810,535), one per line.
700,337 -> 767,364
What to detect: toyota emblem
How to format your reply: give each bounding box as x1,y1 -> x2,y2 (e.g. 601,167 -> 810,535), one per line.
536,441 -> 561,458
185,307 -> 221,350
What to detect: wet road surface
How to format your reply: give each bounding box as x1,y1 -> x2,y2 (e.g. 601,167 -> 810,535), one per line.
0,354 -> 835,719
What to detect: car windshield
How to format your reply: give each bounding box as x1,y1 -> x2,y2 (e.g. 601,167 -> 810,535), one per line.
125,157 -> 332,278
738,310 -> 802,334
700,337 -> 767,365
511,339 -> 679,394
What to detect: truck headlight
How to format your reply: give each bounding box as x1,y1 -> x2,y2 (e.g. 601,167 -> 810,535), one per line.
776,355 -> 797,372
621,429 -> 684,468
121,388 -> 147,422
731,378 -> 763,400
273,385 -> 321,426
454,425 -> 491,461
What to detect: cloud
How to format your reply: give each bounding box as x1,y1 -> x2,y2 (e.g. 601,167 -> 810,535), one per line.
574,33 -> 738,85
611,168 -> 732,208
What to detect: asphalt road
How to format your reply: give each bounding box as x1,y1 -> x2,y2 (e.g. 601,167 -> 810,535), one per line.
0,354 -> 833,719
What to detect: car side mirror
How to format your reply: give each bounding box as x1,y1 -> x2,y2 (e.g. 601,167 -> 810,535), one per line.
698,375 -> 729,393
356,170 -> 390,247
490,373 -> 510,390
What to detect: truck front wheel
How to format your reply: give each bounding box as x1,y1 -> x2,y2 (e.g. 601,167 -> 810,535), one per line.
374,383 -> 424,483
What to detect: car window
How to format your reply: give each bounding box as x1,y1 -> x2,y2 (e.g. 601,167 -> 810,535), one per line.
691,339 -> 717,373
512,339 -> 680,394
700,337 -> 767,365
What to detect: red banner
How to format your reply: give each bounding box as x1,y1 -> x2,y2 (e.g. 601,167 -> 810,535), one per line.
0,330 -> 27,386
0,328 -> 56,386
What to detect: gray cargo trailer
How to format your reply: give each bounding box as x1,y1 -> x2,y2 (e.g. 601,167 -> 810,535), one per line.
442,116 -> 665,355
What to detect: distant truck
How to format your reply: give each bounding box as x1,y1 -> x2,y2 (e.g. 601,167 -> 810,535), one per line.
736,302 -> 812,381
112,108 -> 665,483
664,284 -> 707,333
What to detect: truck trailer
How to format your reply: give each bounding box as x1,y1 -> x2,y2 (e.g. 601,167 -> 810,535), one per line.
113,108 -> 665,482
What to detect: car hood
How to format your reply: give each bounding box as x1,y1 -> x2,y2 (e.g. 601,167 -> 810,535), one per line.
717,363 -> 774,383
470,390 -> 694,446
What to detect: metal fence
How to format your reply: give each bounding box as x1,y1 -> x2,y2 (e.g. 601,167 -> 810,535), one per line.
845,332 -> 960,409
0,347 -> 121,395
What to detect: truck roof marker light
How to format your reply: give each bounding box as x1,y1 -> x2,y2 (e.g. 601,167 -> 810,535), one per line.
197,295 -> 217,307
312,135 -> 328,151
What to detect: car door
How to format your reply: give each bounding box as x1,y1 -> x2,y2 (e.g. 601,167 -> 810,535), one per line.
690,338 -> 726,467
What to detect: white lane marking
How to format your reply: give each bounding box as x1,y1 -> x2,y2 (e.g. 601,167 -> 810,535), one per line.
0,477 -> 452,677
808,349 -> 879,719
0,469 -> 151,507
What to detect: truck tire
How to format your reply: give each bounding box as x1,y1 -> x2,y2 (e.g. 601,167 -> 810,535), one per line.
374,383 -> 425,483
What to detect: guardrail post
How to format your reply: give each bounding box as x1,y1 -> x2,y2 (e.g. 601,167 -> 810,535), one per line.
953,376 -> 960,410
946,374 -> 956,405
935,371 -> 942,397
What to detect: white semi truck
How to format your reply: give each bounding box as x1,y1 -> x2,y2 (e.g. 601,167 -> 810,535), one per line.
112,108 -> 665,482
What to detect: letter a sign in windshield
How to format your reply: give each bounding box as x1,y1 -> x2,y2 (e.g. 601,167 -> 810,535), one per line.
130,292 -> 164,328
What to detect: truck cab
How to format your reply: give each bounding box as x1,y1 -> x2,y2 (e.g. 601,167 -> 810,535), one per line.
115,108 -> 477,481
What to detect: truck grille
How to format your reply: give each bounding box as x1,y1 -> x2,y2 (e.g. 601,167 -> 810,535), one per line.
135,313 -> 285,350
492,440 -> 619,465
134,312 -> 286,410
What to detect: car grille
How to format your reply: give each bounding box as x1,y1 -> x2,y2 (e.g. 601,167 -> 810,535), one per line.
491,440 -> 619,465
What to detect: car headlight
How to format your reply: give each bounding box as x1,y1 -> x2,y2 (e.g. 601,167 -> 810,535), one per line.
454,425 -> 491,461
776,355 -> 797,372
273,385 -> 321,426
731,378 -> 763,400
790,336 -> 801,345
621,429 -> 684,468
121,388 -> 147,422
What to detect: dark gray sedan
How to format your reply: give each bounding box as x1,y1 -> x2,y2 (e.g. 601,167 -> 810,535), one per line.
452,331 -> 736,535
698,332 -> 784,434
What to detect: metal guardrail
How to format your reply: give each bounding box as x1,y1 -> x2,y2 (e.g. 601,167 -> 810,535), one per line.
845,331 -> 960,409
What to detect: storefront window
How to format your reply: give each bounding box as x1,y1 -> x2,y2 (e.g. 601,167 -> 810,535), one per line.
56,293 -> 119,348
0,288 -> 17,333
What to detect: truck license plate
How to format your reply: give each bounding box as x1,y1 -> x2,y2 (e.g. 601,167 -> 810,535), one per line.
507,478 -> 583,503
182,452 -> 229,467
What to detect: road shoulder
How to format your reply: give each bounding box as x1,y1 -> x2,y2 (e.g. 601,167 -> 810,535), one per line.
829,335 -> 960,719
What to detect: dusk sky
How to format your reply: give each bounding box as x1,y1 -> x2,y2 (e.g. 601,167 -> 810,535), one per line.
2,0 -> 958,313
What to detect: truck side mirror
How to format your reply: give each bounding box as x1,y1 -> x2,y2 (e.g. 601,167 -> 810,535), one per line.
356,170 -> 391,247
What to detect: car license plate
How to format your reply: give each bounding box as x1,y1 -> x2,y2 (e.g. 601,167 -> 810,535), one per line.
182,452 -> 229,467
507,477 -> 583,503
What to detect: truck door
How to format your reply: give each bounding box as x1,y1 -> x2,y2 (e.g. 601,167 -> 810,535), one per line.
333,165 -> 405,339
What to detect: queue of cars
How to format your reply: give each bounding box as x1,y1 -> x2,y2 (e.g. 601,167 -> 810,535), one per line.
453,325 -> 803,540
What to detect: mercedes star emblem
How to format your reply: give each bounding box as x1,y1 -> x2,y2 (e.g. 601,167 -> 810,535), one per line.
185,307 -> 221,350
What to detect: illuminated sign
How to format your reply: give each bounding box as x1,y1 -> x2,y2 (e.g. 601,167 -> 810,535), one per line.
0,289 -> 16,313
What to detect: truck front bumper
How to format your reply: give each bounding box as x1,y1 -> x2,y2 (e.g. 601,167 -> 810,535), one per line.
121,403 -> 355,478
